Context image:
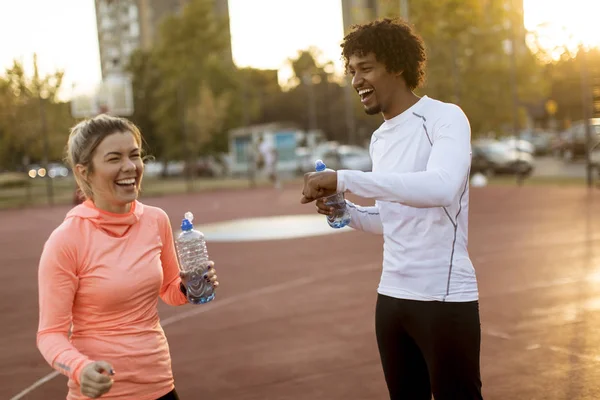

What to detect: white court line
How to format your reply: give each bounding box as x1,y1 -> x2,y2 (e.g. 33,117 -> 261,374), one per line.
482,328 -> 511,340
547,345 -> 600,363
526,343 -> 600,363
20,262 -> 594,400
9,371 -> 61,400
10,263 -> 379,400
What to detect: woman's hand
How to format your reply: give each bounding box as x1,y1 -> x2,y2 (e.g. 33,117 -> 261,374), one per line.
80,361 -> 114,398
180,261 -> 219,289
204,261 -> 219,288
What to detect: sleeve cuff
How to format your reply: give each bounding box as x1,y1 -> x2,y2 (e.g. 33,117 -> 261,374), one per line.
73,359 -> 95,385
337,170 -> 347,193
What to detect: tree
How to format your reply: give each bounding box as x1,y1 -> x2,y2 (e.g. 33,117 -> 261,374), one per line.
186,84 -> 231,153
377,0 -> 547,136
0,54 -> 73,170
127,49 -> 163,160
237,67 -> 282,125
150,0 -> 235,160
544,49 -> 600,126
525,17 -> 600,129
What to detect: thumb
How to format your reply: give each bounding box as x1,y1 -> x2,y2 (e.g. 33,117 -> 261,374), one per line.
300,195 -> 314,204
180,270 -> 191,280
94,361 -> 115,376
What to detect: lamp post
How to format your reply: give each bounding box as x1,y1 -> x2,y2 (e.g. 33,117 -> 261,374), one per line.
579,45 -> 593,188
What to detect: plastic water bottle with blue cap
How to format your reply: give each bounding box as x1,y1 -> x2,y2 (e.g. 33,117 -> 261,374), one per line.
314,159 -> 351,229
175,211 -> 215,304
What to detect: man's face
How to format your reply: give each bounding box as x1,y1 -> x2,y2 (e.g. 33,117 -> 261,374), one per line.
348,52 -> 399,116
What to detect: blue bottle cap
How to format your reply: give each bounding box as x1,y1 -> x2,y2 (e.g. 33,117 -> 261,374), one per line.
181,218 -> 193,231
315,159 -> 326,172
181,211 -> 194,231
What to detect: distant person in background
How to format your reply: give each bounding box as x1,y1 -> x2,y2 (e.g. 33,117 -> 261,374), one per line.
37,114 -> 219,400
257,135 -> 281,189
300,18 -> 482,400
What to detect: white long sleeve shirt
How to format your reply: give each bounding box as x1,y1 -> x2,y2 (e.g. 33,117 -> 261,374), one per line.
338,95 -> 478,302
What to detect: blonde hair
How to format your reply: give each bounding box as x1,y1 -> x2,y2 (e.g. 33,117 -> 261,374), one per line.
65,114 -> 144,200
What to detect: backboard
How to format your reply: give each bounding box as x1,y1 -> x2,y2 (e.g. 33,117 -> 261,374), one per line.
70,75 -> 134,118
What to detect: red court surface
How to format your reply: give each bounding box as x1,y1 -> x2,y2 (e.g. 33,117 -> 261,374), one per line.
2,184 -> 600,399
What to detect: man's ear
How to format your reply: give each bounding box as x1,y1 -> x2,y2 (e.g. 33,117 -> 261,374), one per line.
395,70 -> 404,79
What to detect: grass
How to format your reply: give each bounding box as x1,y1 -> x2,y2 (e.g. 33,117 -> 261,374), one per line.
0,174 -> 301,210
0,172 -> 596,210
485,175 -> 590,187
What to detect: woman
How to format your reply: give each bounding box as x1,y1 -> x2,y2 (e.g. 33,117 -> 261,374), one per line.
37,114 -> 219,399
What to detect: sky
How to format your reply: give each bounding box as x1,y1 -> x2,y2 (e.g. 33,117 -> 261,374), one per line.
0,0 -> 597,100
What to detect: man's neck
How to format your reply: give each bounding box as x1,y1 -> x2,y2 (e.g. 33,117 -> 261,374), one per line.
382,91 -> 421,120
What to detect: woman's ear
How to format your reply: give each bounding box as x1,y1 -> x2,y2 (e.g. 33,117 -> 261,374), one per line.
75,164 -> 88,181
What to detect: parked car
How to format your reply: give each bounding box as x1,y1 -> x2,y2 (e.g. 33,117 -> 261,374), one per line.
518,131 -> 554,155
557,119 -> 600,161
320,145 -> 372,172
471,141 -> 534,177
27,163 -> 69,179
499,137 -> 535,155
294,142 -> 371,175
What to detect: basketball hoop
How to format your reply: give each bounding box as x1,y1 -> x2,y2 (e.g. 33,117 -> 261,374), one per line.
70,75 -> 134,118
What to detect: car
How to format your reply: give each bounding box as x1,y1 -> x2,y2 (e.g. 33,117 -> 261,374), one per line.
27,163 -> 69,179
558,119 -> 600,161
320,145 -> 372,172
499,137 -> 535,155
336,145 -> 372,171
471,141 -> 534,177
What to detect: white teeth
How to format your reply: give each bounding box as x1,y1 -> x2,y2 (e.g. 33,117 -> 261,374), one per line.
358,88 -> 374,96
116,178 -> 135,185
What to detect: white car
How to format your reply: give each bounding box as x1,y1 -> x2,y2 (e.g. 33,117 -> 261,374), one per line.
321,145 -> 372,172
499,137 -> 535,154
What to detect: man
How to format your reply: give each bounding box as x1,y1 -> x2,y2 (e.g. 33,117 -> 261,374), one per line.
300,18 -> 482,400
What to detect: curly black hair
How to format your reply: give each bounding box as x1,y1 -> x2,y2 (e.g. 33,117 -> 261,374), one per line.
340,18 -> 427,90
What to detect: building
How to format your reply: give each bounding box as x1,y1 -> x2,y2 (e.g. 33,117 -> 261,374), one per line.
136,0 -> 182,51
228,122 -> 324,177
95,0 -> 232,79
341,0 -> 378,33
340,0 -> 410,34
95,0 -> 141,79
137,0 -> 231,63
340,0 -> 525,47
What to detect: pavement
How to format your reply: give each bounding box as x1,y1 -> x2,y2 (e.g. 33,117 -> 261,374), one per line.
532,156 -> 589,179
2,183 -> 600,399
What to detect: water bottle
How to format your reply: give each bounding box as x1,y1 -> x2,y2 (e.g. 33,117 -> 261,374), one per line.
314,159 -> 351,229
175,212 -> 215,304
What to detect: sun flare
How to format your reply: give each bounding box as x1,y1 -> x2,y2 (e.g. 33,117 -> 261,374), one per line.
524,0 -> 600,59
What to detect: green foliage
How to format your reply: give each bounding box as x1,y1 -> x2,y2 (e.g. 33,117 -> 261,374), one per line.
253,1 -> 549,142
405,0 -> 547,136
545,49 -> 600,125
0,54 -> 74,170
127,0 -> 238,160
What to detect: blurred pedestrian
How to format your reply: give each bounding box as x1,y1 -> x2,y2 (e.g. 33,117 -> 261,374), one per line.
257,134 -> 281,189
36,114 -> 219,400
301,18 -> 482,400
